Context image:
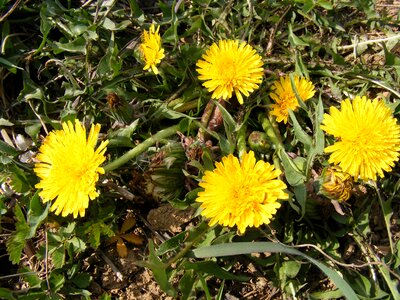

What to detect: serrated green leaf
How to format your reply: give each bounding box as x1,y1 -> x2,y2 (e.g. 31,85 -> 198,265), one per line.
99,293 -> 112,300
155,231 -> 186,256
0,140 -> 19,157
53,36 -> 86,54
0,287 -> 16,300
51,246 -> 66,268
18,292 -> 48,300
19,267 -> 41,288
71,273 -> 92,289
7,204 -> 29,264
139,240 -> 176,297
9,164 -> 32,193
49,272 -> 65,292
27,191 -> 49,238
67,237 -> 87,254
279,260 -> 301,280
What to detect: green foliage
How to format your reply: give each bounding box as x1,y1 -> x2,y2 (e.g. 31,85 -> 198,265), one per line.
1,0 -> 400,298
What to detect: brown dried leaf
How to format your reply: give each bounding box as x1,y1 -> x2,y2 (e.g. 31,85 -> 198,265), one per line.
116,237 -> 128,258
120,216 -> 136,234
120,233 -> 144,246
105,235 -> 120,246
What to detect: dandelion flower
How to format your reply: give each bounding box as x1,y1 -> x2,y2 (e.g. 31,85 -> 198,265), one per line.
320,167 -> 353,202
196,39 -> 264,105
196,151 -> 288,234
34,120 -> 108,218
321,96 -> 400,181
140,24 -> 165,74
270,75 -> 315,123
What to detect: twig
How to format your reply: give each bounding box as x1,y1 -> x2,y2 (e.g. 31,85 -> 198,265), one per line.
27,100 -> 48,135
174,0 -> 184,13
98,248 -> 124,281
44,225 -> 50,291
0,0 -> 22,23
266,6 -> 291,55
290,243 -> 384,269
262,227 -> 384,270
99,179 -> 135,201
337,34 -> 400,51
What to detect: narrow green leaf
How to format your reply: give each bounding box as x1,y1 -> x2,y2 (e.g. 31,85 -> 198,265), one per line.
183,261 -> 249,281
279,149 -> 306,186
289,73 -> 307,111
127,0 -> 144,19
193,242 -> 358,300
294,184 -> 307,220
288,110 -> 312,149
310,289 -> 343,299
288,23 -> 309,47
214,101 -> 237,136
0,118 -> 14,126
314,96 -> 325,154
179,270 -> 196,300
0,57 -> 23,71
139,240 -> 176,297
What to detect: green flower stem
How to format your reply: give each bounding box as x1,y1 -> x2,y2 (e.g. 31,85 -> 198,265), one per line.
371,181 -> 394,255
168,99 -> 199,113
197,99 -> 215,142
259,114 -> 285,171
103,124 -> 180,172
259,113 -> 284,151
237,123 -> 247,159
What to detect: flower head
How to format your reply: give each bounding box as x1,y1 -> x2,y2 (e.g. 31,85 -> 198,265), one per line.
269,75 -> 315,123
196,151 -> 288,234
321,96 -> 400,181
320,167 -> 353,202
140,24 -> 165,74
34,120 -> 108,218
196,39 -> 264,104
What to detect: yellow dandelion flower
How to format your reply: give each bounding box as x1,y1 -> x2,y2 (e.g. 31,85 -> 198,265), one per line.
196,39 -> 264,105
320,167 -> 353,202
140,24 -> 165,74
34,120 -> 108,218
321,96 -> 400,181
269,75 -> 315,123
196,151 -> 288,234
